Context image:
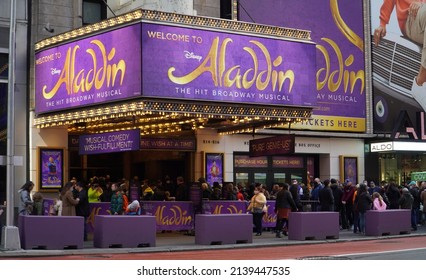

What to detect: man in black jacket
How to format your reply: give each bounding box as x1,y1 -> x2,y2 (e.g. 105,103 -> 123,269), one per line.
319,179 -> 334,211
75,182 -> 90,241
274,183 -> 297,238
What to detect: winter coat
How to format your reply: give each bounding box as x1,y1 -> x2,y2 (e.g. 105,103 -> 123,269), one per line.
61,190 -> 78,216
275,189 -> 297,211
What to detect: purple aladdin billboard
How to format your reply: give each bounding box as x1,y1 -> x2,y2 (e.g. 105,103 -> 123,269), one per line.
35,24 -> 142,114
141,22 -> 316,107
239,0 -> 366,132
79,129 -> 141,155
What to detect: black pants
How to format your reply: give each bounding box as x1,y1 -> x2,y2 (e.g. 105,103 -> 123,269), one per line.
275,217 -> 289,233
252,212 -> 264,234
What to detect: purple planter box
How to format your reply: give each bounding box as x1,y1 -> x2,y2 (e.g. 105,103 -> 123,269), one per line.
19,215 -> 84,249
93,215 -> 156,248
365,210 -> 411,236
288,212 -> 339,241
195,214 -> 253,245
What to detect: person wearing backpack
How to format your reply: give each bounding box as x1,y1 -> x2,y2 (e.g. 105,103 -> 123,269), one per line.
110,183 -> 123,215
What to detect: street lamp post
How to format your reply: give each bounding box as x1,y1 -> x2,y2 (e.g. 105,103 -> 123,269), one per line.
1,0 -> 21,250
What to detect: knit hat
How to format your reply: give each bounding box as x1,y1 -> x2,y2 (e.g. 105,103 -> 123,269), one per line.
402,188 -> 409,193
409,181 -> 417,186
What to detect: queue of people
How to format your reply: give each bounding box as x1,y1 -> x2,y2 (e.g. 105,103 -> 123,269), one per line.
16,174 -> 426,240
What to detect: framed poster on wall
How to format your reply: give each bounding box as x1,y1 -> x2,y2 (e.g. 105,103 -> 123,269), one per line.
38,147 -> 64,191
340,156 -> 358,184
205,153 -> 224,186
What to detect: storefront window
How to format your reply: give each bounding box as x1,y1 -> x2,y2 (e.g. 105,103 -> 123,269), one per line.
379,153 -> 426,184
254,173 -> 267,185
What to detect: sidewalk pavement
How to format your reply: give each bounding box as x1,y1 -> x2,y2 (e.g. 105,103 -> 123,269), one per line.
1,226 -> 426,258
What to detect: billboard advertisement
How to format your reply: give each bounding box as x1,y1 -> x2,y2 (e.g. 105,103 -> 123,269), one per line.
371,1 -> 424,134
141,22 -> 317,107
239,0 -> 366,132
35,24 -> 142,114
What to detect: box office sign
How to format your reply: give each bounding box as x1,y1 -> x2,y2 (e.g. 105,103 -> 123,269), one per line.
79,129 -> 141,155
35,24 -> 142,114
249,135 -> 295,157
142,22 -> 317,107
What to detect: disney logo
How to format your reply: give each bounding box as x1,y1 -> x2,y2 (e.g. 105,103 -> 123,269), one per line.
184,51 -> 202,62
50,68 -> 61,75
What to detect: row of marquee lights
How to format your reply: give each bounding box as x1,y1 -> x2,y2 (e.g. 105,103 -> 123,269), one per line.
35,8 -> 311,51
35,100 -> 310,136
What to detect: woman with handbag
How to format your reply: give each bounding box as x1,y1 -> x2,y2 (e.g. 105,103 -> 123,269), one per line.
247,185 -> 267,236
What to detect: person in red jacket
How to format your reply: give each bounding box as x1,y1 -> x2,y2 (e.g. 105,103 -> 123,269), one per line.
373,0 -> 426,111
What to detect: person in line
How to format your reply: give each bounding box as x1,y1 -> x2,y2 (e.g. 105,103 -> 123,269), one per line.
274,183 -> 297,238
87,180 -> 103,203
74,182 -> 90,241
408,181 -> 421,231
374,0 -> 426,111
126,200 -> 141,215
18,181 -> 35,215
420,181 -> 426,224
372,192 -> 387,210
175,176 -> 189,201
330,178 -> 344,228
110,182 -> 123,215
354,183 -> 373,234
386,181 -> 402,209
61,181 -> 79,216
341,179 -> 355,230
399,187 -> 415,229
319,179 -> 334,211
247,185 -> 267,236
31,192 -> 44,215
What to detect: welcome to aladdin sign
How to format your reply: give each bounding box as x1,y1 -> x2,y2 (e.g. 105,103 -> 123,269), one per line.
35,20 -> 317,114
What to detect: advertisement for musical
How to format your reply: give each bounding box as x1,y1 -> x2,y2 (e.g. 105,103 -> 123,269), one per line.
35,24 -> 142,114
239,0 -> 366,132
141,22 -> 317,107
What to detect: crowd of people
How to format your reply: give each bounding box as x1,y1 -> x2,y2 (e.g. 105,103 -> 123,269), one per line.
17,174 -> 426,240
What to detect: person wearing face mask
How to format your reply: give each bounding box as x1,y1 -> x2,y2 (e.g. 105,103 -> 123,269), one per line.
247,185 -> 267,236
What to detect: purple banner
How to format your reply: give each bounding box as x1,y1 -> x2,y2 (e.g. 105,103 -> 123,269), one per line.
141,201 -> 194,231
239,0 -> 366,132
87,202 -> 111,233
79,129 -> 140,155
86,201 -> 276,232
142,22 -> 316,107
249,135 -> 295,157
140,137 -> 196,151
35,24 -> 142,114
202,200 -> 276,227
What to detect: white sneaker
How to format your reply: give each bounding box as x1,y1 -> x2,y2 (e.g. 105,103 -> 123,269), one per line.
412,77 -> 426,112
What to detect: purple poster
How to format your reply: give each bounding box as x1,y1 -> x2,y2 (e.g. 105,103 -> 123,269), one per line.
205,153 -> 223,186
239,0 -> 366,132
35,24 -> 142,114
79,129 -> 141,155
39,148 -> 63,189
142,22 -> 316,107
